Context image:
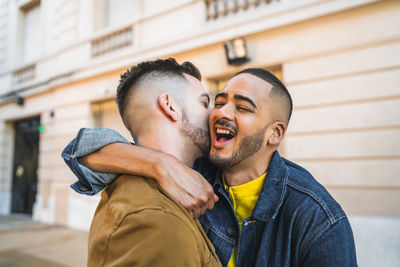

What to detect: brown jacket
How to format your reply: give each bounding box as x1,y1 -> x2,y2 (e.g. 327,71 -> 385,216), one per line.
88,174 -> 221,267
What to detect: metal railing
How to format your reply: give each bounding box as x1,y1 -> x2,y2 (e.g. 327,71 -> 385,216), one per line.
91,26 -> 133,57
12,64 -> 35,85
205,0 -> 277,20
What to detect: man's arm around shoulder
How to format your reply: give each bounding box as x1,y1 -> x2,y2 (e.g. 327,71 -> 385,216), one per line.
62,128 -> 129,195
62,127 -> 218,218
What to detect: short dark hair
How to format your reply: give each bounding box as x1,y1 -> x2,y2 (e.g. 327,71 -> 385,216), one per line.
234,68 -> 293,123
116,58 -> 202,118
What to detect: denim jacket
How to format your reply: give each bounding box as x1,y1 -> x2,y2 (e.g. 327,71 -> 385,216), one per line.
62,128 -> 357,267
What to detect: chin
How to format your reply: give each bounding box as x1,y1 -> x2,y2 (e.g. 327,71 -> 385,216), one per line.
209,152 -> 235,170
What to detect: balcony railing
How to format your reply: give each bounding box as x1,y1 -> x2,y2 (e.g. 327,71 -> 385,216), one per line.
12,64 -> 36,85
205,0 -> 278,20
91,26 -> 133,57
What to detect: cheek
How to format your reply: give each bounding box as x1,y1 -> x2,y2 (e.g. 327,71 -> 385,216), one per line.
236,118 -> 259,138
209,109 -> 217,125
194,106 -> 210,128
200,113 -> 209,129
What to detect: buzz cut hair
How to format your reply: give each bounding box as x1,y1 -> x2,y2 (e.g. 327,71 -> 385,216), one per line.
116,58 -> 202,119
234,68 -> 293,124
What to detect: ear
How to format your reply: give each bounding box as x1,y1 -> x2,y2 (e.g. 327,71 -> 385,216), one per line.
268,121 -> 286,146
158,93 -> 179,122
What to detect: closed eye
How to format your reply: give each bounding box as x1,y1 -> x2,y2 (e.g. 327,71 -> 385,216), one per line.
199,93 -> 210,109
237,106 -> 253,112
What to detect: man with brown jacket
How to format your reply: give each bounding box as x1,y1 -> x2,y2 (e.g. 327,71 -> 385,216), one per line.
86,59 -> 220,266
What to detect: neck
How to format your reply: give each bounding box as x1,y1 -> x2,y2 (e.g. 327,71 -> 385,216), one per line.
137,124 -> 197,168
223,149 -> 275,187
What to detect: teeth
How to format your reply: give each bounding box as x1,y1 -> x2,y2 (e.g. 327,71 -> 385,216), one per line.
216,128 -> 232,135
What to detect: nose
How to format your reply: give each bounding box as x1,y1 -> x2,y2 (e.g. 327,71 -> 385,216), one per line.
215,102 -> 235,121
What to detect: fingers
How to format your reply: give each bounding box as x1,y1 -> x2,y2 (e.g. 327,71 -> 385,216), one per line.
203,180 -> 216,209
182,196 -> 205,219
192,208 -> 201,219
191,194 -> 211,218
184,190 -> 216,219
191,201 -> 209,219
160,165 -> 219,219
187,209 -> 194,218
206,193 -> 215,210
214,194 -> 219,202
199,202 -> 208,216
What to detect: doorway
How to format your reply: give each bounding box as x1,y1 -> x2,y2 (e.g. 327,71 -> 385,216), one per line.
11,116 -> 40,215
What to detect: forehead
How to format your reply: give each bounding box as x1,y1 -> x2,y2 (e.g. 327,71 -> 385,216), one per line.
222,73 -> 272,99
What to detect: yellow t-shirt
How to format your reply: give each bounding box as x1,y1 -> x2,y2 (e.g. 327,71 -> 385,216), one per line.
223,172 -> 267,267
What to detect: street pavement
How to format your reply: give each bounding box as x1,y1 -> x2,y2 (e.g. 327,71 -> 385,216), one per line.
0,215 -> 88,267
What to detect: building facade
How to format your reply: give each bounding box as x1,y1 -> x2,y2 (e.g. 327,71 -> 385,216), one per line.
0,0 -> 399,265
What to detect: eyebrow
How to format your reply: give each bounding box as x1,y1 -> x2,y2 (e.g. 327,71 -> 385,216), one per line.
234,94 -> 257,109
215,92 -> 257,109
215,92 -> 227,100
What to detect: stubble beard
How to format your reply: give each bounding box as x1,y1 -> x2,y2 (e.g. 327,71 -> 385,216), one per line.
181,109 -> 211,157
209,126 -> 267,170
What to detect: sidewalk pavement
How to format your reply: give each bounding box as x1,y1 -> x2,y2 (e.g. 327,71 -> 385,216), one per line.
0,215 -> 88,267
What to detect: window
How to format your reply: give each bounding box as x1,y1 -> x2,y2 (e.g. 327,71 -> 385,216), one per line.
0,0 -> 8,65
92,100 -> 132,141
93,0 -> 139,31
21,1 -> 41,63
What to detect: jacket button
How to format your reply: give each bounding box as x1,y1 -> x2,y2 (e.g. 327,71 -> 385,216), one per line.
226,227 -> 234,236
80,186 -> 88,192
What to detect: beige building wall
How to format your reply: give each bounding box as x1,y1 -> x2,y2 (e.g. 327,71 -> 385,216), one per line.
0,0 -> 399,266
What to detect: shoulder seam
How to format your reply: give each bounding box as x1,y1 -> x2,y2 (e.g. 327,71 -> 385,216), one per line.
101,207 -> 164,266
100,219 -> 120,267
287,179 -> 343,224
300,215 -> 348,263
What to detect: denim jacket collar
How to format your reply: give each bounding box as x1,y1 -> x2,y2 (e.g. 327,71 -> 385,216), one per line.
253,150 -> 289,221
211,150 -> 289,222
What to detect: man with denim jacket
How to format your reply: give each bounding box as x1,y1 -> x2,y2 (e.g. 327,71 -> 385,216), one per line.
63,67 -> 357,266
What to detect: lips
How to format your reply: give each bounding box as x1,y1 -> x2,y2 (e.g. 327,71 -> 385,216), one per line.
213,122 -> 236,148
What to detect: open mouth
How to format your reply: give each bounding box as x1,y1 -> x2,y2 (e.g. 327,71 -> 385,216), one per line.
214,125 -> 236,147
